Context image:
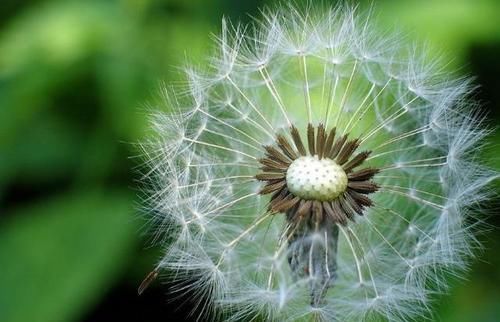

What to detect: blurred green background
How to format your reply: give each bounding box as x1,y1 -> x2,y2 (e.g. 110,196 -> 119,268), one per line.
0,1 -> 499,321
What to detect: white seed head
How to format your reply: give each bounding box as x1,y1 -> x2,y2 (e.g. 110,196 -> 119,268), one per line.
139,4 -> 498,322
286,156 -> 347,201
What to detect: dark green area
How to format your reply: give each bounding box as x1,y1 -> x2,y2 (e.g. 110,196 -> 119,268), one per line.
0,1 -> 498,321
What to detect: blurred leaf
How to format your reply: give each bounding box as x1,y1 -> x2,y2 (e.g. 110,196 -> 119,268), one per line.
0,1 -> 114,71
0,1 -> 118,184
95,15 -> 213,141
0,190 -> 137,322
0,1 -> 114,129
0,112 -> 82,184
0,0 -> 215,188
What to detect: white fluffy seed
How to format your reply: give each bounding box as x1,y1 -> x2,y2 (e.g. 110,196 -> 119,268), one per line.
286,156 -> 347,201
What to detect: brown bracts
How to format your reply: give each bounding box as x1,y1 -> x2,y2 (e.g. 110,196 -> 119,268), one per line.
256,123 -> 379,226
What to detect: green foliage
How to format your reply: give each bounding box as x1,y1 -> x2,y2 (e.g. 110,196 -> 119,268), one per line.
0,191 -> 136,322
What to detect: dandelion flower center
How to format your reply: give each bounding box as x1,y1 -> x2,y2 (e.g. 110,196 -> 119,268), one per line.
256,123 -> 379,226
286,156 -> 347,201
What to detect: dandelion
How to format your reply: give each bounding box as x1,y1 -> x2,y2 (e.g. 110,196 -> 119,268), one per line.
139,4 -> 497,321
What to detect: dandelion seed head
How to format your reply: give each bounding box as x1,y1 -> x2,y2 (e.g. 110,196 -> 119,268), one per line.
139,3 -> 497,321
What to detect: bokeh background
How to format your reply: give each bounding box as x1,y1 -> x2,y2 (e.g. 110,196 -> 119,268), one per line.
0,0 -> 499,321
